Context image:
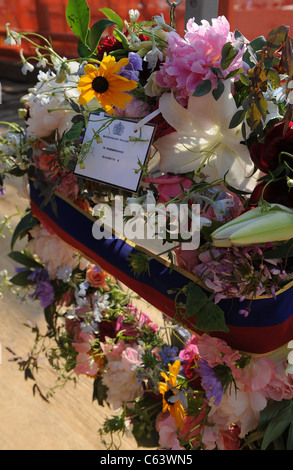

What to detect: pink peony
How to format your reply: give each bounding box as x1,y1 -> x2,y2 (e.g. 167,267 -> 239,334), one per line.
156,16 -> 247,105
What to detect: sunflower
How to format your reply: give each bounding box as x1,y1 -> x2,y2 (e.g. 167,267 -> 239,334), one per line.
77,55 -> 138,114
158,360 -> 186,430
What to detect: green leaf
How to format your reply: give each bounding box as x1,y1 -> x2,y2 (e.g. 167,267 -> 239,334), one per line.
184,283 -> 229,333
8,251 -> 43,269
77,39 -> 91,58
287,423 -> 293,450
11,212 -> 38,251
92,376 -> 107,406
193,80 -> 212,97
88,19 -> 117,54
196,301 -> 229,333
261,403 -> 292,450
221,43 -> 236,70
112,28 -> 130,50
185,283 -> 208,317
229,109 -> 246,128
66,0 -> 90,44
9,270 -> 33,287
248,102 -> 262,131
239,73 -> 250,86
267,68 -> 281,89
266,25 -> 289,53
212,79 -> 225,101
99,7 -> 124,31
62,120 -> 85,143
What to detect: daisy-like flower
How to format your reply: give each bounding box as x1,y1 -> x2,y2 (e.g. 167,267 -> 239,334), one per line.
158,360 -> 186,430
77,56 -> 138,114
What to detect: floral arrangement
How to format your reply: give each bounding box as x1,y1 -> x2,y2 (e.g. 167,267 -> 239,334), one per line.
1,0 -> 293,451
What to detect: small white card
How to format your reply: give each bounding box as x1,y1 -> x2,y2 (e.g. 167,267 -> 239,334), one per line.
74,113 -> 156,193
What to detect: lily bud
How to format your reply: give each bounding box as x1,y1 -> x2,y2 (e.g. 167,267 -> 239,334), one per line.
211,204 -> 293,247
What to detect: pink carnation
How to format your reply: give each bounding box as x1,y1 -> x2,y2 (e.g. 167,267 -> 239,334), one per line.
55,170 -> 79,201
156,16 -> 247,105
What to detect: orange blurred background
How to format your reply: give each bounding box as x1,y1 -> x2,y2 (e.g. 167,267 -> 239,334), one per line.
0,0 -> 293,64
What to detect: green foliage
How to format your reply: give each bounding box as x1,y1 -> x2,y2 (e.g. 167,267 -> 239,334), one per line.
193,79 -> 212,97
10,211 -> 39,250
258,400 -> 293,450
66,0 -> 90,44
66,0 -> 118,58
184,282 -> 229,333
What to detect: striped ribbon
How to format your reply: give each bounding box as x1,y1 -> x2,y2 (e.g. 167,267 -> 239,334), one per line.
29,181 -> 293,355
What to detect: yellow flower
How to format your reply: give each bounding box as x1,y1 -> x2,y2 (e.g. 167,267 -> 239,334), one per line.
158,360 -> 186,430
77,55 -> 138,114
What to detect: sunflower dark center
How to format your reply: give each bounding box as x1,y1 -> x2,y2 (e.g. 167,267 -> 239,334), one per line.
92,76 -> 109,93
164,389 -> 175,405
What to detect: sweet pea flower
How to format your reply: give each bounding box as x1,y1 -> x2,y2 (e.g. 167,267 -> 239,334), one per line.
154,81 -> 259,192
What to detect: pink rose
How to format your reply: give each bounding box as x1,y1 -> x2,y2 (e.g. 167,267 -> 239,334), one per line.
144,174 -> 193,204
121,345 -> 143,372
264,362 -> 293,401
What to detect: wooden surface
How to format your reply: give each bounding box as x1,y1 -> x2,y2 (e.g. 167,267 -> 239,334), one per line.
0,80 -> 163,450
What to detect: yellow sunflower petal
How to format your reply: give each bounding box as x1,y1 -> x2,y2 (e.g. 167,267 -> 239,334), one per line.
170,401 -> 186,430
98,55 -> 116,75
83,64 -> 99,76
112,57 -> 130,74
108,76 -> 138,92
79,88 -> 96,105
77,76 -> 94,88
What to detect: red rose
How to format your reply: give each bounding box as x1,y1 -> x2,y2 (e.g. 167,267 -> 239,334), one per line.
97,36 -> 122,61
249,121 -> 293,207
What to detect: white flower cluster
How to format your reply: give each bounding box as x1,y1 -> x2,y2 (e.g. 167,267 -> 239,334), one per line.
21,63 -> 81,138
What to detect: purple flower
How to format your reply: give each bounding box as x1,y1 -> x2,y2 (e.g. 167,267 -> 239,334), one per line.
28,268 -> 54,308
0,185 -> 6,196
120,52 -> 143,81
28,268 -> 49,282
159,345 -> 180,366
30,281 -> 55,309
198,359 -> 223,406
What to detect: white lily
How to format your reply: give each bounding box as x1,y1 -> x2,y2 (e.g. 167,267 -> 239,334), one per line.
154,80 -> 259,192
211,203 -> 293,247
